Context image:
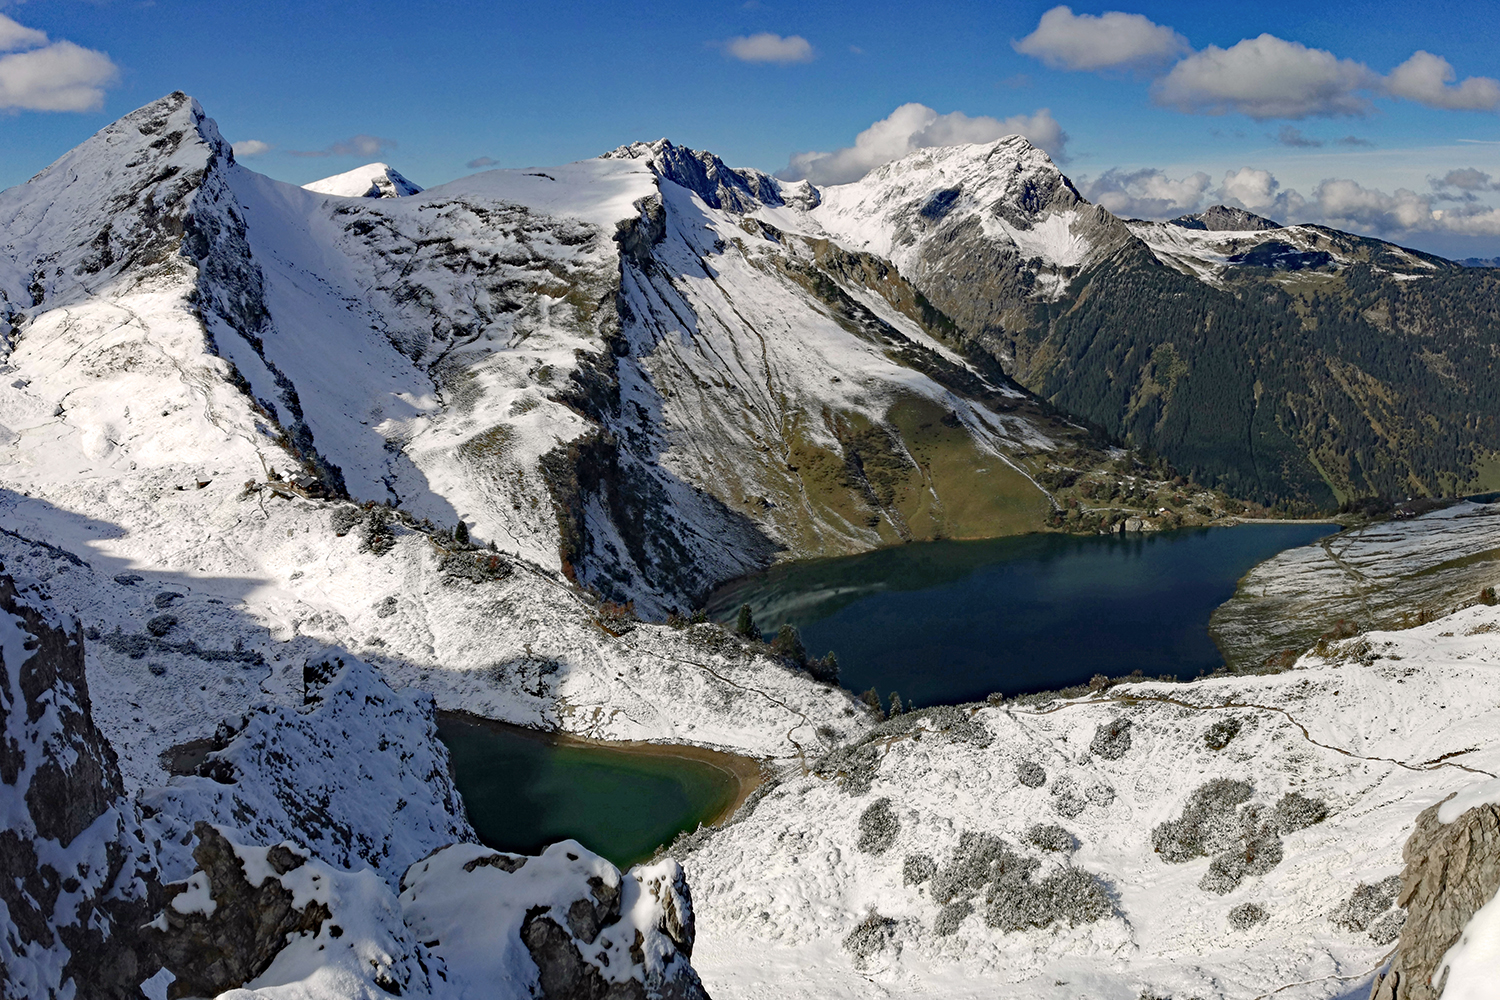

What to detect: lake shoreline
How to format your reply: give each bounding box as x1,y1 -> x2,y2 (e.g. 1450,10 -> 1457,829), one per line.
434,709 -> 767,830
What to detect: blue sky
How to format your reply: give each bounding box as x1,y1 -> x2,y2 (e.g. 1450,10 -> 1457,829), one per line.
2,0 -> 1499,256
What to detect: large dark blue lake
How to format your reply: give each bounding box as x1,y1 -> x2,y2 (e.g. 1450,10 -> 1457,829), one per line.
708,524 -> 1338,707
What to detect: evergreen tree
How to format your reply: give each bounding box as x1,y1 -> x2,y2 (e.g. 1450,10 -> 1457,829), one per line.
859,687 -> 884,719
454,520 -> 469,547
810,650 -> 839,684
771,623 -> 806,663
888,691 -> 904,716
735,603 -> 756,638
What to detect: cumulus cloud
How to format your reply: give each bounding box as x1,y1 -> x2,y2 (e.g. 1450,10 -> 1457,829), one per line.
1433,168 -> 1499,192
232,139 -> 272,158
0,14 -> 118,112
289,134 -> 397,158
1012,6 -> 1189,72
1013,8 -> 1499,123
1386,51 -> 1500,111
724,32 -> 814,64
1082,167 -> 1212,218
779,103 -> 1068,185
1154,35 -> 1378,120
466,156 -> 499,169
1335,135 -> 1374,147
1080,157 -> 1500,241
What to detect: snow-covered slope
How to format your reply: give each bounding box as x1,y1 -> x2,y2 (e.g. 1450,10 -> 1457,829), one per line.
2,95 -> 1106,618
680,503 -> 1500,1000
302,162 -> 422,198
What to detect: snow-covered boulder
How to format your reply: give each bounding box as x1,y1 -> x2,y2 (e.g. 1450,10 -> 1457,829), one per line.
400,841 -> 707,1000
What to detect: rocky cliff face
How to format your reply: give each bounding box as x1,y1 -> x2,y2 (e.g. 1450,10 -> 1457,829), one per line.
0,566 -> 161,998
1369,795 -> 1500,1000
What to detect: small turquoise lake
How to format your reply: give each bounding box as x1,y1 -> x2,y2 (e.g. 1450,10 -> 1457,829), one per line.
435,714 -> 748,869
708,524 -> 1338,706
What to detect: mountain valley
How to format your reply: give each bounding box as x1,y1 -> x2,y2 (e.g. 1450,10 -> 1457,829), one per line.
3,93 -> 1500,1000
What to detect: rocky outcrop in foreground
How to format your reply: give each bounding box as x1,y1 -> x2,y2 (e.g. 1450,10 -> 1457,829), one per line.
1369,795 -> 1500,1000
0,566 -> 161,998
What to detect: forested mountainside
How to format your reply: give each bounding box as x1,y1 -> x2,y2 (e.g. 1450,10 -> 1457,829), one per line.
804,143 -> 1500,509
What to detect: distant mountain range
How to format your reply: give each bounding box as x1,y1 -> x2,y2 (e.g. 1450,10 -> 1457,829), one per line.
4,92 -> 1498,613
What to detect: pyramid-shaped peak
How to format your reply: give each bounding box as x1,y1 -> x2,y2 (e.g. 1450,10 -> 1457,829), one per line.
301,163 -> 422,199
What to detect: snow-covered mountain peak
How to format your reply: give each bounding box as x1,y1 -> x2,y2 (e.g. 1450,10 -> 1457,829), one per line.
603,137 -> 816,213
811,133 -> 1126,273
0,91 -> 234,318
301,162 -> 423,199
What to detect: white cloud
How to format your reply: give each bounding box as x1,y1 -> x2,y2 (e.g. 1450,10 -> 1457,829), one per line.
1012,6 -> 1189,72
0,14 -> 48,52
0,15 -> 117,113
1217,166 -> 1306,218
1154,35 -> 1377,120
1385,51 -> 1500,111
466,156 -> 499,169
289,134 -> 397,158
725,32 -> 814,65
779,103 -> 1069,185
232,139 -> 272,158
1082,167 -> 1211,218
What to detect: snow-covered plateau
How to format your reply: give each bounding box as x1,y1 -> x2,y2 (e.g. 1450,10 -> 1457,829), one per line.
1,92 -> 1498,999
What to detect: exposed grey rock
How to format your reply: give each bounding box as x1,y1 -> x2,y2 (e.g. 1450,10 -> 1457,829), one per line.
0,568 -> 163,999
1368,797 -> 1500,1000
146,823 -> 332,999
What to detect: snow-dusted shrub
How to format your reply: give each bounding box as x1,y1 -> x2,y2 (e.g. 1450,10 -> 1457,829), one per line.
329,506 -> 364,537
361,506 -> 397,555
1331,876 -> 1402,932
903,853 -> 936,886
1367,909 -> 1405,945
934,900 -> 973,936
1271,792 -> 1328,832
1204,716 -> 1242,751
1026,823 -> 1077,853
1090,717 -> 1133,760
438,549 -> 512,584
146,613 -> 178,636
1051,776 -> 1087,818
985,866 -> 1111,932
374,595 -> 398,618
1228,902 -> 1268,929
842,912 -> 898,965
1086,782 -> 1115,807
1016,759 -> 1046,788
1151,778 -> 1254,863
856,797 -> 899,854
931,833 -> 1035,905
1199,831 -> 1282,895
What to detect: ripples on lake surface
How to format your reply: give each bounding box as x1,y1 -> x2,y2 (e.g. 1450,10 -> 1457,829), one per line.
709,525 -> 1338,706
